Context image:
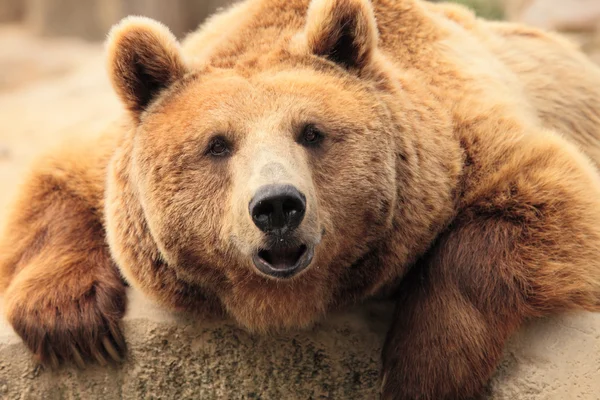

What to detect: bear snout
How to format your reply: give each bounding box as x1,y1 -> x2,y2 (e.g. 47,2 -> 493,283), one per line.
249,184 -> 306,235
247,184 -> 316,279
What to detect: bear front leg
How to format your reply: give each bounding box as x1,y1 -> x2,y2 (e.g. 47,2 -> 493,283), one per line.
380,262 -> 520,400
0,172 -> 126,368
381,206 -> 600,400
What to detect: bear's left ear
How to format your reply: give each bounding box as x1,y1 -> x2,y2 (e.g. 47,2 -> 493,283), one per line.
106,16 -> 187,119
302,0 -> 378,70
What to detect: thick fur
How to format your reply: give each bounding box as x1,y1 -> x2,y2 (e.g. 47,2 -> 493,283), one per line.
2,1 -> 600,399
0,129 -> 127,367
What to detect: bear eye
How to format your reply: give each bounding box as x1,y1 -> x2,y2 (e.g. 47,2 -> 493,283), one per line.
300,124 -> 324,147
207,136 -> 231,157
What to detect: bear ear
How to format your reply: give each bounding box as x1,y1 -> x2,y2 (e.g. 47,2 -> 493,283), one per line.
303,0 -> 378,70
106,16 -> 187,119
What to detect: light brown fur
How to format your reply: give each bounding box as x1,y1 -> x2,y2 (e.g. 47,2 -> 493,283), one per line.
2,1 -> 600,398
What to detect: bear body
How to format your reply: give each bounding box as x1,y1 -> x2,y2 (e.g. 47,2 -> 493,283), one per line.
2,0 -> 600,399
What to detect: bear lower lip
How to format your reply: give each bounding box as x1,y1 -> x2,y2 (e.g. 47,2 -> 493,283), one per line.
252,244 -> 313,278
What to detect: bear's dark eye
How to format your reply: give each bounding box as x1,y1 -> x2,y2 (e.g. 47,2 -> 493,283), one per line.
299,124 -> 324,147
207,137 -> 231,157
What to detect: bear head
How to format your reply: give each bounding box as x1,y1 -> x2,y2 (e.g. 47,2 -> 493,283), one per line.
104,0 -> 461,331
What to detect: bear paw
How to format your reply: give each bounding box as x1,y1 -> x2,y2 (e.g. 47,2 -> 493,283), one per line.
4,276 -> 127,369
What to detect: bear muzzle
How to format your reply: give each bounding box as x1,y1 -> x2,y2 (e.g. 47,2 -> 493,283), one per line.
248,184 -> 314,278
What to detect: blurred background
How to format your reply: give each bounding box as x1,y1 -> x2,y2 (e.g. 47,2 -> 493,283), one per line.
0,0 -> 599,215
2,0 -> 600,41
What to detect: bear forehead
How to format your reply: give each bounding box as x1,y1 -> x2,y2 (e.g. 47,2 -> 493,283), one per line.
144,67 -> 379,133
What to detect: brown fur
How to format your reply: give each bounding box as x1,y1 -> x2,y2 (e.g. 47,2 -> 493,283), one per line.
0,129 -> 127,367
2,1 -> 600,398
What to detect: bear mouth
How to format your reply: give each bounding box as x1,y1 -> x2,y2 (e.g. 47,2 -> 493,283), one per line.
252,244 -> 314,279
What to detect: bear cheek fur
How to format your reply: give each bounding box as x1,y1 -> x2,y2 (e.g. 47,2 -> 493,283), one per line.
132,123 -> 235,281
355,67 -> 463,297
104,129 -> 222,315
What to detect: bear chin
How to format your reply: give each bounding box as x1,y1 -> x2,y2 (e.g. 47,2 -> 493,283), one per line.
222,265 -> 332,332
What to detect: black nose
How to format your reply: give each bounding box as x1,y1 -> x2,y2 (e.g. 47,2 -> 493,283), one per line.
249,184 -> 306,234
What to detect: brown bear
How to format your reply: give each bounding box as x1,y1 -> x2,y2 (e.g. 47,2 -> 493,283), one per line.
2,0 -> 600,399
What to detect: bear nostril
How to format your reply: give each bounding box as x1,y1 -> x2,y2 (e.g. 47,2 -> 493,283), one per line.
282,198 -> 304,228
283,198 -> 299,214
254,212 -> 269,225
253,202 -> 273,224
249,185 -> 306,234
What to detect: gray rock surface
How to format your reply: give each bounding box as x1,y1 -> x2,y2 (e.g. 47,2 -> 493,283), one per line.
0,290 -> 390,399
1,289 -> 600,399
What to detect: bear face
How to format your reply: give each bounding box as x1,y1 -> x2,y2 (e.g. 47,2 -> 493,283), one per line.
132,69 -> 398,279
104,1 -> 461,332
4,1 -> 600,398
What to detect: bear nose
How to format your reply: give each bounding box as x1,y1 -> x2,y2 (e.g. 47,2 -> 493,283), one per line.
249,184 -> 306,234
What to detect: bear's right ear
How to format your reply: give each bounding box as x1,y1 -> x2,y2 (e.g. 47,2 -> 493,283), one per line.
300,0 -> 378,71
106,17 -> 187,119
